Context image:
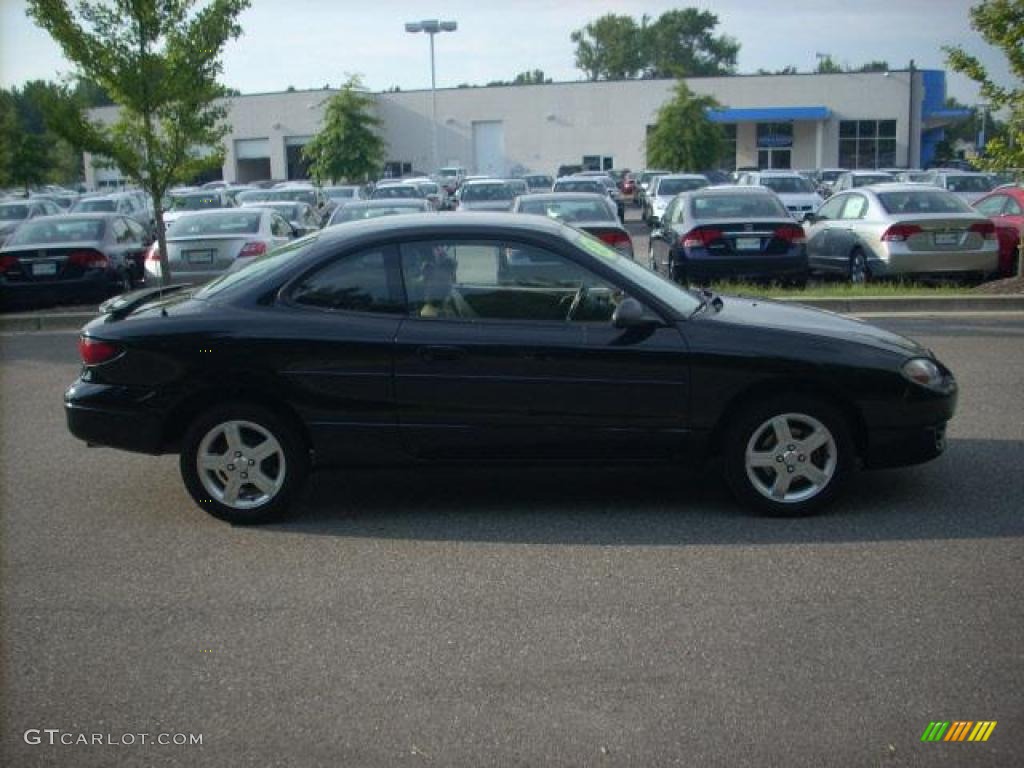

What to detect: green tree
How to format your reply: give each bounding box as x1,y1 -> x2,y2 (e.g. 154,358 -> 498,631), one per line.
0,81 -> 83,190
646,82 -> 723,171
571,14 -> 644,80
512,69 -> 552,85
815,55 -> 844,74
857,60 -> 890,73
27,0 -> 249,284
302,76 -> 386,185
944,0 -> 1024,170
644,9 -> 739,78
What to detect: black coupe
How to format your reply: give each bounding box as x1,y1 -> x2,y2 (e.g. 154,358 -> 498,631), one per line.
65,214 -> 956,523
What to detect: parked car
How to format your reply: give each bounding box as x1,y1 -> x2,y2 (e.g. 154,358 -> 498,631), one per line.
921,170 -> 994,205
737,170 -> 823,220
65,212 -> 958,524
144,208 -> 297,285
324,185 -> 369,208
635,169 -> 670,210
326,199 -> 433,226
644,174 -> 710,226
512,192 -> 633,257
436,166 -> 466,195
0,199 -> 61,246
521,174 -> 554,192
72,192 -> 154,237
164,189 -> 236,226
894,170 -> 932,184
266,185 -> 331,218
619,173 -> 636,201
410,179 -> 449,210
803,185 -> 999,282
972,186 -> 1024,277
504,178 -> 529,198
831,171 -> 897,194
0,214 -> 145,307
454,180 -> 516,212
240,201 -> 322,237
370,183 -> 425,201
648,186 -> 808,286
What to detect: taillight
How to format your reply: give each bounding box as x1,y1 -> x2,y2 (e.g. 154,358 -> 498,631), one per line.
78,336 -> 123,365
969,221 -> 996,240
0,254 -> 18,273
881,224 -> 923,242
68,249 -> 109,269
237,241 -> 267,258
773,224 -> 806,244
681,228 -> 723,248
597,230 -> 632,249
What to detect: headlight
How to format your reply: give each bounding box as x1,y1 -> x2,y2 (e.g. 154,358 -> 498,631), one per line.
901,358 -> 945,390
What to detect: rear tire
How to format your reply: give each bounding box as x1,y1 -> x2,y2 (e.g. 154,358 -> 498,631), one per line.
723,394 -> 855,516
848,249 -> 870,285
180,403 -> 309,525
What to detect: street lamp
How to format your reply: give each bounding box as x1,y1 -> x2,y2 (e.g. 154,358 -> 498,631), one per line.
405,18 -> 457,172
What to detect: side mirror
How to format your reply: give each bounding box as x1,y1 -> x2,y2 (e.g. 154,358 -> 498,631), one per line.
612,297 -> 651,328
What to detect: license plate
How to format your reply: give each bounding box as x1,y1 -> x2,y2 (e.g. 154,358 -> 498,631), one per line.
31,262 -> 57,276
735,237 -> 761,251
184,249 -> 214,264
934,232 -> 959,246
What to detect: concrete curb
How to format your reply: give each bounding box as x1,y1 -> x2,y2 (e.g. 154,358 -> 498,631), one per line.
2,295 -> 1023,332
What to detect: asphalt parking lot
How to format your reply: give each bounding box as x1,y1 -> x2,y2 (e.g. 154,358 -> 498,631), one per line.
2,315 -> 1023,767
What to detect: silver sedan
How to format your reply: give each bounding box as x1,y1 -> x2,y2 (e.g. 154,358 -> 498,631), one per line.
803,184 -> 999,282
145,208 -> 296,285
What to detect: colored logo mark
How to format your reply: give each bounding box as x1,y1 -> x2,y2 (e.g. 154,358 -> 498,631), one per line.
921,721 -> 997,742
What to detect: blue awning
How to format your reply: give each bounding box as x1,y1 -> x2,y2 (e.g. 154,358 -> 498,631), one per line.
923,108 -> 971,120
706,106 -> 830,123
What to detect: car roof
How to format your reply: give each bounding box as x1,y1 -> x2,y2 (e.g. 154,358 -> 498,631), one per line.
691,185 -> 779,196
658,173 -> 709,180
31,212 -> 120,221
318,211 -> 566,242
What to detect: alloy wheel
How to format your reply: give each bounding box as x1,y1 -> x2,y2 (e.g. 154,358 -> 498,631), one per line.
196,420 -> 286,509
744,412 -> 837,504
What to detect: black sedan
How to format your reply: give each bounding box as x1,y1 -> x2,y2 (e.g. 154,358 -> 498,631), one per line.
648,186 -> 809,286
65,213 -> 956,524
512,192 -> 633,257
1,214 -> 146,308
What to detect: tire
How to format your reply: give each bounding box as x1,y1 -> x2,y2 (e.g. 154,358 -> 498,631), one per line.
180,403 -> 309,524
848,249 -> 869,285
723,394 -> 855,516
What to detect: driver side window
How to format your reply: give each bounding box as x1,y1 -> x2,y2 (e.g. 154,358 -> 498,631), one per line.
399,240 -> 622,323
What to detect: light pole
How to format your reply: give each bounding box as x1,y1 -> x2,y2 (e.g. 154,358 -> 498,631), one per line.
405,19 -> 457,173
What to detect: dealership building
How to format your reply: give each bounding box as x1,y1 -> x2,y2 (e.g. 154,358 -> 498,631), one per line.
85,68 -> 969,188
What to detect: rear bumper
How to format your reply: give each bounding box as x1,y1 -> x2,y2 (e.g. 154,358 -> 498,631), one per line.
871,244 -> 999,276
0,271 -> 115,307
671,254 -> 808,283
64,380 -> 166,454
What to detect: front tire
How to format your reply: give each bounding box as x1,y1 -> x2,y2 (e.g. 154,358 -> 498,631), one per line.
180,403 -> 309,524
723,395 -> 854,516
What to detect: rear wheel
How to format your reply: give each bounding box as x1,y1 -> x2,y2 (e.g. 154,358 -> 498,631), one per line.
848,249 -> 869,284
180,403 -> 308,524
723,395 -> 854,516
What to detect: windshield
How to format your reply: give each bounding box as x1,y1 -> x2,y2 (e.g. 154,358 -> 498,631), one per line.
657,178 -> 708,196
819,170 -> 845,183
258,203 -> 301,219
438,168 -> 461,178
167,211 -> 263,237
326,187 -> 357,199
568,228 -> 700,315
461,183 -> 513,201
266,189 -> 317,205
235,190 -> 271,204
691,193 -> 789,219
518,198 -> 614,222
195,235 -> 320,299
524,175 -> 553,188
171,194 -> 224,211
505,181 -> 528,194
418,182 -> 440,195
945,176 -> 992,193
852,174 -> 894,187
331,203 -> 425,223
760,176 -> 815,194
0,204 -> 29,220
373,185 -> 421,199
73,199 -> 116,212
877,189 -> 973,214
8,217 -> 105,244
553,180 -> 602,194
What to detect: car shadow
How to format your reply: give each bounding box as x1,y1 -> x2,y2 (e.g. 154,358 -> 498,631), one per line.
269,437 -> 1024,547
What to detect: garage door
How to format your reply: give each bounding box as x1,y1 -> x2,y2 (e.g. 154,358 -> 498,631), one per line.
472,121 -> 505,176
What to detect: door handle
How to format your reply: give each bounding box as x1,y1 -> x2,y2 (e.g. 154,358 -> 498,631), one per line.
417,345 -> 467,362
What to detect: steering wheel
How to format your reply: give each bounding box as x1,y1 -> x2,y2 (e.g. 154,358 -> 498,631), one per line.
561,285 -> 588,321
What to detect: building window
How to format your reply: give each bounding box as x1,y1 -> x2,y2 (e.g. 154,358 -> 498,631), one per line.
718,124 -> 737,170
756,123 -> 793,169
839,120 -> 898,169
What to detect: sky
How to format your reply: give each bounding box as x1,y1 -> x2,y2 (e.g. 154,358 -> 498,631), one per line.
0,0 -> 1014,105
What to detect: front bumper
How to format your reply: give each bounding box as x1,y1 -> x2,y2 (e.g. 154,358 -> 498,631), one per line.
863,423 -> 949,469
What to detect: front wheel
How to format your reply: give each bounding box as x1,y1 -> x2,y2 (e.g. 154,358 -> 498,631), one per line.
180,403 -> 309,524
723,395 -> 854,516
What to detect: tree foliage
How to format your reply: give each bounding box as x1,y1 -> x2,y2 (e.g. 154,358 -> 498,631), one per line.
944,0 -> 1024,170
0,80 -> 84,189
646,82 -> 724,171
302,76 -> 386,185
27,0 -> 249,282
571,9 -> 737,81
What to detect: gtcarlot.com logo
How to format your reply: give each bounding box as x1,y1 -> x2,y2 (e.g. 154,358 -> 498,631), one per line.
921,721 -> 997,743
24,729 -> 203,746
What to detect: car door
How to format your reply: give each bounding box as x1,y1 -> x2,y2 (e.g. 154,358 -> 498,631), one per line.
392,237 -> 689,460
276,243 -> 404,464
834,193 -> 870,263
804,194 -> 847,273
649,197 -> 682,273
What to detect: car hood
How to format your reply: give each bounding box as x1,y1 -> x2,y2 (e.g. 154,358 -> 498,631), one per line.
0,220 -> 23,234
707,295 -> 927,357
460,200 -> 514,212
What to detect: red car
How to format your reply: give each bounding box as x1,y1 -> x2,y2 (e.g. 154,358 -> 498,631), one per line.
620,174 -> 636,200
972,186 -> 1024,277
